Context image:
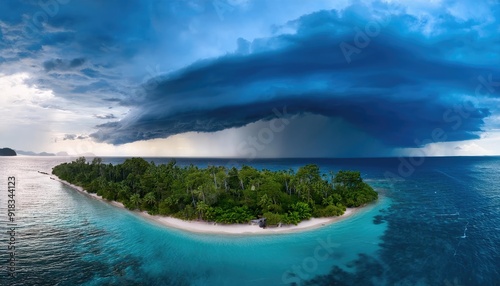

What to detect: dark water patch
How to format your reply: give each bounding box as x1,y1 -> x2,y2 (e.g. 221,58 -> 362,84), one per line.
302,162 -> 500,286
1,156 -> 499,285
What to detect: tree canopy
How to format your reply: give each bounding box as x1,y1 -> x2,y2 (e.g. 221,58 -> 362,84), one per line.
52,158 -> 378,226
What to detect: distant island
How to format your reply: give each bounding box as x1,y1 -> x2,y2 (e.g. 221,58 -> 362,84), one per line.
52,157 -> 378,228
15,150 -> 82,156
0,148 -> 17,156
16,150 -> 56,156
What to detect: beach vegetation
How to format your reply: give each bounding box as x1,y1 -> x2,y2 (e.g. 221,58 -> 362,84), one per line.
52,157 -> 378,225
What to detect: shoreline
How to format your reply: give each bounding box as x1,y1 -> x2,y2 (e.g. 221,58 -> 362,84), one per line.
51,175 -> 371,235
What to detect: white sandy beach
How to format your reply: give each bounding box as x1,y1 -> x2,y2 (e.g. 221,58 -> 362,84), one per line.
144,208 -> 358,235
51,175 -> 364,235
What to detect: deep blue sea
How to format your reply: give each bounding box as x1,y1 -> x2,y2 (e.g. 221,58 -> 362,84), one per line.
0,156 -> 498,285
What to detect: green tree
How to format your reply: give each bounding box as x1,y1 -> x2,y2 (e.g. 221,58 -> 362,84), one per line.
129,194 -> 142,210
196,201 -> 210,220
292,202 -> 312,220
334,170 -> 362,189
52,158 -> 377,225
258,194 -> 272,213
263,212 -> 283,226
144,192 -> 157,207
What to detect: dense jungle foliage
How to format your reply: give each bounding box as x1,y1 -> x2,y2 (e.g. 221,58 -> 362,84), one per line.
52,157 -> 378,226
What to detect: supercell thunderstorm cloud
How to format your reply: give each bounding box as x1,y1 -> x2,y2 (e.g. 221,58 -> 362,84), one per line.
1,0 -> 500,156
91,6 -> 497,150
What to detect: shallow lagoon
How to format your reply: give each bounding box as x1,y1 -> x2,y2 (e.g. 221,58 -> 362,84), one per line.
0,157 -> 498,285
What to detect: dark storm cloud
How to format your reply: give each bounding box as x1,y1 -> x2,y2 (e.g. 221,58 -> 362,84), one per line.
94,114 -> 116,119
43,57 -> 86,72
63,134 -> 87,140
63,134 -> 76,140
92,5 -> 499,146
0,0 -> 159,105
1,0 -> 498,153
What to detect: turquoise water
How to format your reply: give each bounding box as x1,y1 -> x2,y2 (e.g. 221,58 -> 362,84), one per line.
0,157 -> 498,285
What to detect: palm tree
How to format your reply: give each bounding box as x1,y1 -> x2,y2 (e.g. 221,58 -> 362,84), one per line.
117,185 -> 130,202
258,194 -> 272,213
129,194 -> 141,210
196,201 -> 209,220
143,192 -> 156,207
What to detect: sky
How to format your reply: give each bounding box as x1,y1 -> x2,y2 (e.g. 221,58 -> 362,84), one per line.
1,0 -> 500,158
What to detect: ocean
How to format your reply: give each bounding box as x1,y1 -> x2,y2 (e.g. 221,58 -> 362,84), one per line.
0,156 -> 498,285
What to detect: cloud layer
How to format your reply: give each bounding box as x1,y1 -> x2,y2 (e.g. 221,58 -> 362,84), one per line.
91,3 -> 498,149
2,0 -> 500,156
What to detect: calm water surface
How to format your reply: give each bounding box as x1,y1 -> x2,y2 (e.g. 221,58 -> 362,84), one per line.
0,156 -> 498,285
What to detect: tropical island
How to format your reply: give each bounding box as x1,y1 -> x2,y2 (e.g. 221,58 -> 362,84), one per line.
0,148 -> 17,156
52,157 -> 378,230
